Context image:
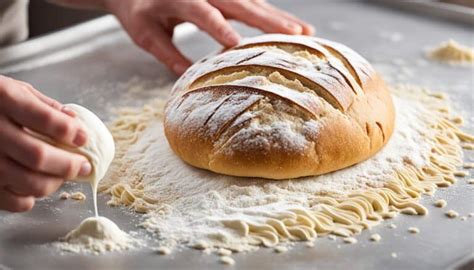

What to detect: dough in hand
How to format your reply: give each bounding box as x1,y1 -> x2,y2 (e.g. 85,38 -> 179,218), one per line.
64,104 -> 115,186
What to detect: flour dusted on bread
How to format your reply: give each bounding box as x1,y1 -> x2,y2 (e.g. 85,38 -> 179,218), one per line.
164,34 -> 394,179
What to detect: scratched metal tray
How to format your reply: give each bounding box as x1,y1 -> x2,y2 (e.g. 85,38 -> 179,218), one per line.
0,1 -> 473,269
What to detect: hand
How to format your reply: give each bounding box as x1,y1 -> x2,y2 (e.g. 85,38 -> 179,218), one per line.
0,76 -> 92,212
104,0 -> 314,74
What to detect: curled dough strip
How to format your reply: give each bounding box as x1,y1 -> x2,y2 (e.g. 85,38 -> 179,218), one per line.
216,87 -> 471,248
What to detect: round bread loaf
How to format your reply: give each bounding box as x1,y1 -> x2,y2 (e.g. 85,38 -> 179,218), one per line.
164,34 -> 395,179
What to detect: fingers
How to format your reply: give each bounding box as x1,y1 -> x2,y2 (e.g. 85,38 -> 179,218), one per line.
210,0 -> 309,35
254,1 -> 315,35
0,156 -> 63,198
180,2 -> 240,47
132,19 -> 192,75
0,188 -> 35,212
210,1 -> 300,34
0,116 -> 91,179
0,78 -> 87,147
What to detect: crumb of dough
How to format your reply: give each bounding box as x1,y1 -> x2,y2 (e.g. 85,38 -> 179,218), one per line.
387,223 -> 397,229
217,248 -> 232,256
427,39 -> 474,64
70,192 -> 86,201
192,240 -> 208,250
463,163 -> 474,169
408,227 -> 420,234
391,252 -> 398,258
451,116 -> 464,125
454,171 -> 469,177
274,246 -> 288,253
59,192 -> 71,200
462,143 -> 474,150
219,256 -> 235,265
434,199 -> 447,208
370,234 -> 382,242
202,248 -> 212,255
430,92 -> 447,99
343,237 -> 357,244
305,241 -> 315,247
445,210 -> 459,218
460,216 -> 467,221
328,235 -> 337,241
467,179 -> 474,185
154,246 -> 171,255
400,208 -> 417,215
468,213 -> 474,218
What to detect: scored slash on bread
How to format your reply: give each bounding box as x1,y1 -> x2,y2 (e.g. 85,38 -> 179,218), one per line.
164,34 -> 395,179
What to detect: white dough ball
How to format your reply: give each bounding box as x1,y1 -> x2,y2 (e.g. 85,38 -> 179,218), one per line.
64,104 -> 115,184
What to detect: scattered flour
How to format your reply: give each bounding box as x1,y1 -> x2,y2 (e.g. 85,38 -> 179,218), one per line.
192,240 -> 209,250
217,248 -> 232,256
219,256 -> 235,265
433,199 -> 447,208
427,40 -> 474,65
445,210 -> 459,219
463,163 -> 474,169
154,246 -> 172,255
274,246 -> 289,253
343,237 -> 357,244
102,94 -> 433,252
454,171 -> 468,177
70,192 -> 86,201
59,192 -> 71,200
55,216 -> 140,254
369,234 -> 382,242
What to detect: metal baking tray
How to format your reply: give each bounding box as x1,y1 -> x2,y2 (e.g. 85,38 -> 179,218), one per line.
368,0 -> 474,25
0,1 -> 473,269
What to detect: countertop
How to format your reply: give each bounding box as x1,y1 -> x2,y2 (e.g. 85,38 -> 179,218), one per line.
0,1 -> 473,269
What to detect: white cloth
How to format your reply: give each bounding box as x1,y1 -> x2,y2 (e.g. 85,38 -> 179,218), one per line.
0,0 -> 29,47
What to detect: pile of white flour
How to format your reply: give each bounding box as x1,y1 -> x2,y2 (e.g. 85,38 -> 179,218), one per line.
106,95 -> 432,251
54,216 -> 141,254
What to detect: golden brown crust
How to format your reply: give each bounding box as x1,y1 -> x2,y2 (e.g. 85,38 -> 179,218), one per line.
164,34 -> 394,179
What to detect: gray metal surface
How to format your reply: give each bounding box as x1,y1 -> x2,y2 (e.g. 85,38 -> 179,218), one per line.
0,1 -> 473,269
369,0 -> 474,25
